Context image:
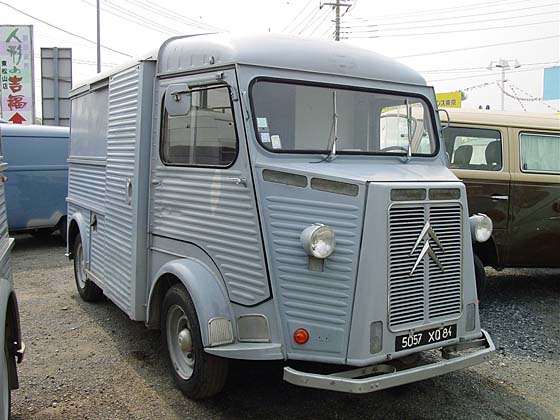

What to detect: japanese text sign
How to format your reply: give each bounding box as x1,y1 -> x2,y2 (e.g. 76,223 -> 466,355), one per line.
436,92 -> 462,109
0,25 -> 35,124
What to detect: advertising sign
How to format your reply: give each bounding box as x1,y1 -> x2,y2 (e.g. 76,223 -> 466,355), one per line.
436,91 -> 462,108
0,25 -> 35,124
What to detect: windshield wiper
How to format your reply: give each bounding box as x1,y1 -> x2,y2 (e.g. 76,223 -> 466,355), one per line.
312,91 -> 338,164
403,98 -> 412,163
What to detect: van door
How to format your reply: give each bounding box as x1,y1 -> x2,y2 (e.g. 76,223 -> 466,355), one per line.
149,69 -> 270,307
507,128 -> 560,267
443,125 -> 510,265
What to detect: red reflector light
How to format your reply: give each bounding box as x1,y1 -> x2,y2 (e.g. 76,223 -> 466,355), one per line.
0,176 -> 7,183
294,328 -> 309,345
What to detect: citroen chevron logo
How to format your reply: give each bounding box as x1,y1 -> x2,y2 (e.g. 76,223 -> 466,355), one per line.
409,222 -> 445,275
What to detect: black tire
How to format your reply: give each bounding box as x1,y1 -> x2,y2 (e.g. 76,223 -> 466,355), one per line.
58,217 -> 68,245
1,343 -> 11,420
474,254 -> 487,298
73,234 -> 103,302
161,284 -> 229,399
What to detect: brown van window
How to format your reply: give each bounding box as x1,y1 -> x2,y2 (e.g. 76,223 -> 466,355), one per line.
161,86 -> 238,167
443,127 -> 502,171
520,133 -> 560,174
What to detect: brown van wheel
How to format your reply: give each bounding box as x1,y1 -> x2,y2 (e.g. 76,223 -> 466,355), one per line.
161,284 -> 229,399
73,235 -> 103,302
474,255 -> 487,298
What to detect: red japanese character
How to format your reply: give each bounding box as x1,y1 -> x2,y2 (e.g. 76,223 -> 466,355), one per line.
8,76 -> 22,93
7,94 -> 26,110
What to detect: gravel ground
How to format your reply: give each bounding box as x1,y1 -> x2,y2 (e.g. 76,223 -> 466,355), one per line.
9,235 -> 560,420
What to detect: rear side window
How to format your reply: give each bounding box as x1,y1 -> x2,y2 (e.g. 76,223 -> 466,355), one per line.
520,132 -> 560,174
443,127 -> 502,171
161,85 -> 238,167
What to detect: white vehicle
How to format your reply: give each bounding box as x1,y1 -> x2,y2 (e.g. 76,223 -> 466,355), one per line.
68,33 -> 494,399
0,145 -> 24,419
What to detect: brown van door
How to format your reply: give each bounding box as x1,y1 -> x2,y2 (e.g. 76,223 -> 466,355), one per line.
444,125 -> 510,265
507,129 -> 560,268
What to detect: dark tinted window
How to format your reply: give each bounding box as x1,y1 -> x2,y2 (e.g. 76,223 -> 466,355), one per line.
161,86 -> 237,167
443,127 -> 502,171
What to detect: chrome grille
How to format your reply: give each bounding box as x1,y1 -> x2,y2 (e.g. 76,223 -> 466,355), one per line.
388,202 -> 462,330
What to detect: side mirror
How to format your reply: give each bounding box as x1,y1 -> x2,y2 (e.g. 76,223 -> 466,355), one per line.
437,108 -> 450,130
165,83 -> 191,116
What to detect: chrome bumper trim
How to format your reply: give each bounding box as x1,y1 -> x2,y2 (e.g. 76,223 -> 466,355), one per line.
283,329 -> 495,394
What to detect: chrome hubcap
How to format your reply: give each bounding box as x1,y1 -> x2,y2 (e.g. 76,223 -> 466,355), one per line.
166,305 -> 195,380
75,242 -> 86,289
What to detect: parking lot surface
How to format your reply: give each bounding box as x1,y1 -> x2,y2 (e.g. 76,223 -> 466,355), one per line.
10,235 -> 560,420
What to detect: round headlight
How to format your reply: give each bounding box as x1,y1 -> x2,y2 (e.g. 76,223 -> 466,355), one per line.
470,214 -> 493,243
300,224 -> 336,259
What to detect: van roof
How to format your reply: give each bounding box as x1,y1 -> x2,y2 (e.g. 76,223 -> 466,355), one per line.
71,33 -> 426,95
0,124 -> 69,138
441,109 -> 560,131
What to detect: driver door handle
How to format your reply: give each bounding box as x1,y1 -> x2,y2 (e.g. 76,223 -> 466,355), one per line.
491,195 -> 509,201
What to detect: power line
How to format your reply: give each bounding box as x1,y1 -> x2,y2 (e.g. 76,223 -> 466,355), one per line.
341,2 -> 558,29
0,1 -> 132,57
282,0 -> 315,32
289,2 -> 322,34
419,61 -> 559,74
426,65 -> 558,82
81,0 -> 180,37
300,6 -> 331,35
394,35 -> 560,59
343,0 -> 526,22
120,0 -> 222,32
343,19 -> 559,39
342,10 -> 558,35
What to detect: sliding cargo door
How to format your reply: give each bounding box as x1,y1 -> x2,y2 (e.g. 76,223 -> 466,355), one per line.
103,62 -> 155,320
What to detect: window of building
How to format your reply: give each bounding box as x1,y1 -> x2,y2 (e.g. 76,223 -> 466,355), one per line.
520,132 -> 560,174
161,85 -> 237,167
443,127 -> 502,171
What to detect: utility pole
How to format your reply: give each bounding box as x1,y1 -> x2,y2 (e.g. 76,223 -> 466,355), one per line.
321,0 -> 353,41
96,0 -> 101,73
487,58 -> 521,111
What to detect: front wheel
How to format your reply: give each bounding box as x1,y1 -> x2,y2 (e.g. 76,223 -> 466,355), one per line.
161,284 -> 229,399
474,254 -> 487,298
1,344 -> 11,420
73,234 -> 103,302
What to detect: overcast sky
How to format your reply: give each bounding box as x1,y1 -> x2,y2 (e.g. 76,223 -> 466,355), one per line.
1,0 -> 559,116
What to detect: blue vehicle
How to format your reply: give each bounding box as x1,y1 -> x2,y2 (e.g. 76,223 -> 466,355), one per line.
0,124 -> 69,240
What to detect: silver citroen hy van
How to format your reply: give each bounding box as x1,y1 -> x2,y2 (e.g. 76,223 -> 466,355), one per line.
67,33 -> 495,399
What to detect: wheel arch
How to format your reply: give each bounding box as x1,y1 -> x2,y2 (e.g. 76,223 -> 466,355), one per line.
67,213 -> 88,259
146,258 -> 234,347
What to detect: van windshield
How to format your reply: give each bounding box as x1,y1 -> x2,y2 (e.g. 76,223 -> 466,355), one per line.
251,80 -> 437,156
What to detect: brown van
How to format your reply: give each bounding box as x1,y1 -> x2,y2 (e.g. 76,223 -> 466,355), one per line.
442,110 -> 560,294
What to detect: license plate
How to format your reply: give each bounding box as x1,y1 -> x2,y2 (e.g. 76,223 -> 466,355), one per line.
395,324 -> 457,352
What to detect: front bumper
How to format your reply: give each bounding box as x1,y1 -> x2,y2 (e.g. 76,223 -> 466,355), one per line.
283,329 -> 494,393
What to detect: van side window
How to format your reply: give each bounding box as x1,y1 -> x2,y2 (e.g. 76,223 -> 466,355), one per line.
520,132 -> 560,174
161,85 -> 237,167
443,127 -> 502,171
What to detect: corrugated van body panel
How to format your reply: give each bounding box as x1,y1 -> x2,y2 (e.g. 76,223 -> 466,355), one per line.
68,164 -> 106,212
150,166 -> 270,305
103,66 -> 140,315
256,171 -> 364,363
0,176 -> 9,244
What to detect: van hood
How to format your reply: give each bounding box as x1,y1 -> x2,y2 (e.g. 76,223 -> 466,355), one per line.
255,158 -> 458,184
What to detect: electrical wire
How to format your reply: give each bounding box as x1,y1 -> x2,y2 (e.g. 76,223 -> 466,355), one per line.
394,35 -> 560,59
341,10 -> 558,35
419,61 -> 559,74
120,0 -> 222,32
426,65 -> 559,82
343,0 -> 526,22
282,0 -> 315,32
301,7 -> 331,35
341,2 -> 558,29
290,2 -> 322,34
0,1 -> 132,57
343,19 -> 559,39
